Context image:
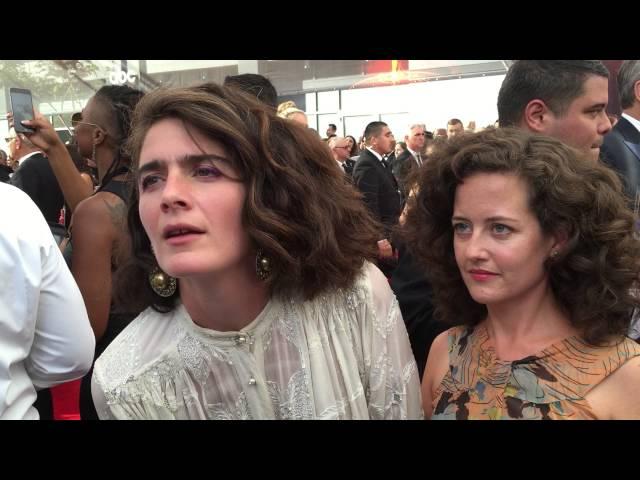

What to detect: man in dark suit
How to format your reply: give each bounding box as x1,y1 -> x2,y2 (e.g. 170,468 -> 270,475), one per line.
353,121 -> 401,277
601,60 -> 640,205
328,136 -> 356,177
392,123 -> 426,198
9,130 -> 64,225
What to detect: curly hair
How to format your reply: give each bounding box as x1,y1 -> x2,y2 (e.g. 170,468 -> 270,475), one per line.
115,83 -> 381,313
402,127 -> 640,345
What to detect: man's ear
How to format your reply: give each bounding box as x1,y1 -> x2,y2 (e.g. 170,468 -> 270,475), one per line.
633,79 -> 640,104
523,99 -> 551,133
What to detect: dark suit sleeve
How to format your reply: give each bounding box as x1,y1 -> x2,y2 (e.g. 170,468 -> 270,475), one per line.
353,160 -> 380,229
10,159 -> 40,204
601,132 -> 639,202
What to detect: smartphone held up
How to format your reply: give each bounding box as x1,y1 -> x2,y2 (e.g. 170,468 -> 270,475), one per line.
9,88 -> 35,133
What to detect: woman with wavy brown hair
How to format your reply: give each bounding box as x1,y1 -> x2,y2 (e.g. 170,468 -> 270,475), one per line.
90,83 -> 422,420
403,127 -> 640,420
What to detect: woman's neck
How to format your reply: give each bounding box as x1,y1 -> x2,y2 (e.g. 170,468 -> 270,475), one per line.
484,281 -> 575,360
178,261 -> 270,333
96,150 -> 117,184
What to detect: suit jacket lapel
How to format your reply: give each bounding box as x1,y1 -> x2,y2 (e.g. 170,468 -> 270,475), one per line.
617,116 -> 640,144
624,140 -> 640,161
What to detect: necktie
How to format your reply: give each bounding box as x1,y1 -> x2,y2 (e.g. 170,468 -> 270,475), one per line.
381,155 -> 389,169
415,153 -> 422,166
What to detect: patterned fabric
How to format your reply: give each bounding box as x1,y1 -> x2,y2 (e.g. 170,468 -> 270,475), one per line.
91,262 -> 423,420
431,325 -> 640,420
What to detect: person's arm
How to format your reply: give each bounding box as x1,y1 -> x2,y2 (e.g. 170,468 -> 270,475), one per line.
20,114 -> 93,212
353,160 -> 380,223
27,229 -> 96,389
353,161 -> 393,258
363,263 -> 423,419
70,195 -> 116,341
91,373 -> 117,420
0,187 -> 95,390
420,330 -> 450,419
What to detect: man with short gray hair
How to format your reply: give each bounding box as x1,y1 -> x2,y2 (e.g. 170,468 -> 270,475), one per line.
601,60 -> 640,203
328,136 -> 355,176
392,123 -> 426,197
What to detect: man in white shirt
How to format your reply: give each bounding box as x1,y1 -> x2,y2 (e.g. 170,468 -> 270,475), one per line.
0,182 -> 95,419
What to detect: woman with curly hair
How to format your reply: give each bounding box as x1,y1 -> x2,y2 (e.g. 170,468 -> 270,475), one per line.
403,127 -> 640,420
90,83 -> 422,420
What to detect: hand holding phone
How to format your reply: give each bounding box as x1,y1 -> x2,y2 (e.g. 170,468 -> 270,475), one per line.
9,88 -> 35,133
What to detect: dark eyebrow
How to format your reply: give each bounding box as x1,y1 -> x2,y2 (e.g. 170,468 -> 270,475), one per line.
486,216 -> 519,223
587,103 -> 607,111
137,154 -> 227,178
451,215 -> 520,223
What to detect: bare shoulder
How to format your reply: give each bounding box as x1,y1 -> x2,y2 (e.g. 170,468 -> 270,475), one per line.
96,191 -> 128,228
72,194 -> 119,241
586,353 -> 640,420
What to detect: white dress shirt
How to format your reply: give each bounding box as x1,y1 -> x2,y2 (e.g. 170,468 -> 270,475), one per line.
0,183 -> 95,419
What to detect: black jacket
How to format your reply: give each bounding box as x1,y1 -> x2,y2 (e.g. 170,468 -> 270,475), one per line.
0,164 -> 13,183
10,153 -> 64,224
601,116 -> 640,203
352,148 -> 402,239
392,150 -> 421,197
342,158 -> 356,177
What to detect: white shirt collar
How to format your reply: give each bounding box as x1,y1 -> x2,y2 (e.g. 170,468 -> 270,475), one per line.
366,146 -> 384,162
17,151 -> 43,166
622,113 -> 640,134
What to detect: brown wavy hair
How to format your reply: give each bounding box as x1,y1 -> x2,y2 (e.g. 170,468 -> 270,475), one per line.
115,83 -> 380,313
402,127 -> 640,345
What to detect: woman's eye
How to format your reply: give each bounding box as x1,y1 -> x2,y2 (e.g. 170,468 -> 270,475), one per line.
140,175 -> 161,190
194,165 -> 222,177
492,223 -> 512,235
453,222 -> 471,234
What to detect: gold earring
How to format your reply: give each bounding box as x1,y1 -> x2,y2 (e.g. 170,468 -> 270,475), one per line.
149,266 -> 177,297
550,250 -> 559,259
256,249 -> 271,281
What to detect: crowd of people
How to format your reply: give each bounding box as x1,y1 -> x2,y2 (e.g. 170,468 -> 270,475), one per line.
1,60 -> 639,420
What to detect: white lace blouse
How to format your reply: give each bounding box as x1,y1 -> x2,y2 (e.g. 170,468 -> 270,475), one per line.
91,261 -> 423,419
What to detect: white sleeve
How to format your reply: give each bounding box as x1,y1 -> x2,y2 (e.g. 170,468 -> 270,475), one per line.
0,185 -> 95,390
26,231 -> 96,389
363,262 -> 423,419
